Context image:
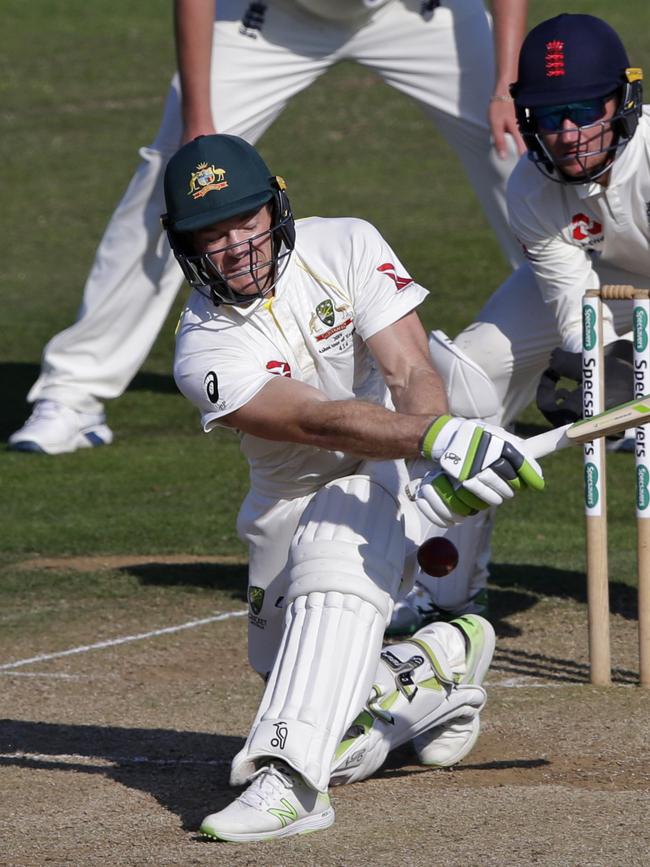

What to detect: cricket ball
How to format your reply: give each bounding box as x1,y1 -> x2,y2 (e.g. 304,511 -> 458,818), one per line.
416,536 -> 459,577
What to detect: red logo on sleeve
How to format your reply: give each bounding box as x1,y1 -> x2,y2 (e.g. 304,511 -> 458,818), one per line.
266,360 -> 292,377
377,262 -> 413,291
571,213 -> 603,243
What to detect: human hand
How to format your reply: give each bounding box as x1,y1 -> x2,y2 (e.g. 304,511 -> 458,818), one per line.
407,468 -> 479,528
488,96 -> 525,160
421,416 -> 545,509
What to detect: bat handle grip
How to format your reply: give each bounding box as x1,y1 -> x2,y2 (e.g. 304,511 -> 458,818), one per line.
524,423 -> 572,460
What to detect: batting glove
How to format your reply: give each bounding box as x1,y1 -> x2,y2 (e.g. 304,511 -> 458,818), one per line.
408,468 -> 478,528
421,416 -> 545,509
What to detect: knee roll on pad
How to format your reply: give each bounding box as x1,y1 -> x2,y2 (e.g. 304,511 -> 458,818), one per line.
288,474 -> 406,619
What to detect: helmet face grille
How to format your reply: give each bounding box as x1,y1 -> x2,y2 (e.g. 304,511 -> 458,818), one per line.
516,79 -> 642,184
167,196 -> 296,306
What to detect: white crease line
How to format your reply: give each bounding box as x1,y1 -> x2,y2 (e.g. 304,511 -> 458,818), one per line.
0,671 -> 86,679
0,609 -> 247,671
0,751 -> 230,767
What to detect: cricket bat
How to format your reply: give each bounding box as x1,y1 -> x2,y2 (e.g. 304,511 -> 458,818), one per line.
526,394 -> 650,459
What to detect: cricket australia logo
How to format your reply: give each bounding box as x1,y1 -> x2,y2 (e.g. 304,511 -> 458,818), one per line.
316,299 -> 335,327
248,586 -> 264,616
248,586 -> 267,629
308,298 -> 354,354
188,162 -> 228,199
270,721 -> 288,749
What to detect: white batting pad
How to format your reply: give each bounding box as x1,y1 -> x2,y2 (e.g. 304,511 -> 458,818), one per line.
230,590 -> 386,792
428,329 -> 500,422
230,474 -> 406,792
330,621 -> 485,785
288,473 -> 405,608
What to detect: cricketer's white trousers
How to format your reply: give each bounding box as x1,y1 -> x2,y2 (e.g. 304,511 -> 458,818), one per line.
28,0 -> 520,414
454,260 -> 650,431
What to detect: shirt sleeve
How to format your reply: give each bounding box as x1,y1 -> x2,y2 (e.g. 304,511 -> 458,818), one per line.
344,220 -> 429,340
173,312 -> 276,432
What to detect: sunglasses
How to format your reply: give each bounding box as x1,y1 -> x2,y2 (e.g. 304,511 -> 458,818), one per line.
534,98 -> 608,132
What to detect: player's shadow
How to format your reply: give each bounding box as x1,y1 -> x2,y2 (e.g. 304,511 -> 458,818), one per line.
375,744 -> 551,782
0,719 -> 243,831
123,561 -> 248,602
489,562 -> 639,623
0,362 -> 42,440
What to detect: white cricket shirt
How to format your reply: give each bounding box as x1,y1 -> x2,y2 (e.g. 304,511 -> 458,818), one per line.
174,216 -> 428,498
507,108 -> 650,352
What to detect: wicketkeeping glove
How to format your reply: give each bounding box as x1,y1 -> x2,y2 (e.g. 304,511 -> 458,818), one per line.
420,415 -> 545,509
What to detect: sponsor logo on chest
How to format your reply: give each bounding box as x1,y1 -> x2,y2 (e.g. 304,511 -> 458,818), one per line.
570,212 -> 604,247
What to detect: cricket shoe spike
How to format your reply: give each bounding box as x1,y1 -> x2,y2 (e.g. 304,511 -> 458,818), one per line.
329,619 -> 487,786
8,400 -> 113,455
199,761 -> 334,843
413,614 -> 495,766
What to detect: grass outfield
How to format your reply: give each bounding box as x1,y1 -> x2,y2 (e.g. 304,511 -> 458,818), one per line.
2,3 -> 650,863
0,2 -> 646,602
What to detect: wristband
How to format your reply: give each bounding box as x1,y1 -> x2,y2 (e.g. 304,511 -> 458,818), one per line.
490,93 -> 514,103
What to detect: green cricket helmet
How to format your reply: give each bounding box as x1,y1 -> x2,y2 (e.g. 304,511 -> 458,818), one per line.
161,134 -> 295,305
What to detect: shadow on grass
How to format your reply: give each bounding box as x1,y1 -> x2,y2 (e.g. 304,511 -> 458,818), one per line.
0,719 -> 243,830
0,362 -> 179,441
123,562 -> 248,602
490,562 -> 638,621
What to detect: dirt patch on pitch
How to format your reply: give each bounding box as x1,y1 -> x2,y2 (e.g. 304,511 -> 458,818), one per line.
1,577 -> 649,866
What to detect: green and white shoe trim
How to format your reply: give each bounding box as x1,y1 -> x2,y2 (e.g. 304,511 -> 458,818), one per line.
199,762 -> 334,843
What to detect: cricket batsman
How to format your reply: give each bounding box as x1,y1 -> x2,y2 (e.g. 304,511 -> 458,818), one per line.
162,133 -> 544,841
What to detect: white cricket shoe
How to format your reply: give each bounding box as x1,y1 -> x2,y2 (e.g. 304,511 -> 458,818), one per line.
8,400 -> 113,454
330,616 -> 490,786
413,613 -> 495,767
199,762 -> 334,843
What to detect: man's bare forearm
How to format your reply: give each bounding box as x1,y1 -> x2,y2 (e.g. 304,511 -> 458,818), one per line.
175,0 -> 216,138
